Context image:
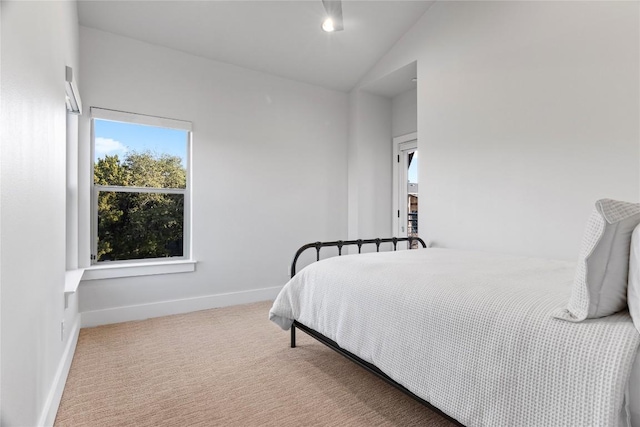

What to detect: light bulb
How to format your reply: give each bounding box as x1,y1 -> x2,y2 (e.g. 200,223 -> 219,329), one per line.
322,17 -> 335,32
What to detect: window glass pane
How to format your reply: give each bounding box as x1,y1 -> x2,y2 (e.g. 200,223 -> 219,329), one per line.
94,119 -> 187,189
97,191 -> 184,262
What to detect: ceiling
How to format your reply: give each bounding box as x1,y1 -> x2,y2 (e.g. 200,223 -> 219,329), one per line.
362,61 -> 416,97
78,1 -> 433,92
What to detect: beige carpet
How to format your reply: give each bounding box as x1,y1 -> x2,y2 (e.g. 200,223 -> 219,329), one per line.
56,301 -> 456,426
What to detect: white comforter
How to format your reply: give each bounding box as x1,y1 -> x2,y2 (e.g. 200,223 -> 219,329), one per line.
270,248 -> 640,427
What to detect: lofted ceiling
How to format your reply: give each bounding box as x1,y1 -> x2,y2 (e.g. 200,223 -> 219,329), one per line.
78,0 -> 433,92
362,61 -> 416,97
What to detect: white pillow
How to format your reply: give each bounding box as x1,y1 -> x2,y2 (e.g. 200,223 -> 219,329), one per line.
628,224 -> 640,333
554,199 -> 640,322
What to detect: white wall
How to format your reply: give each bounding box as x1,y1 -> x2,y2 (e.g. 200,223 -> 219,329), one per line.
78,27 -> 348,320
355,1 -> 640,260
347,90 -> 392,242
66,113 -> 80,271
1,1 -> 80,425
1,3 -> 3,422
392,88 -> 417,138
346,83 -> 415,244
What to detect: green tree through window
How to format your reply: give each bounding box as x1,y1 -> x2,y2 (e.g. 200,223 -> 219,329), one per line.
94,151 -> 186,261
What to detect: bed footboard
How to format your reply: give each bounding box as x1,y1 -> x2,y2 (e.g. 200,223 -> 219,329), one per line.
290,236 -> 426,277
283,237 -> 462,425
289,236 -> 426,348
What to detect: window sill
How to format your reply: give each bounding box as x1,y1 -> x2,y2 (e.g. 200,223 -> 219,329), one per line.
82,260 -> 197,281
65,269 -> 86,293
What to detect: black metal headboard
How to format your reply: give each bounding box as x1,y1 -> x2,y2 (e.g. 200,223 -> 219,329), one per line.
290,237 -> 427,278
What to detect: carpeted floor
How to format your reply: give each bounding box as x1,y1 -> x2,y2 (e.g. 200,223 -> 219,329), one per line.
55,301 -> 456,426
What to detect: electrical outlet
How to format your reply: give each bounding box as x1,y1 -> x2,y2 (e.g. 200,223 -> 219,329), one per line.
61,321 -> 65,341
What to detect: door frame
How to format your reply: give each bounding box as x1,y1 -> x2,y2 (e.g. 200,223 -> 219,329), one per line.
392,132 -> 417,238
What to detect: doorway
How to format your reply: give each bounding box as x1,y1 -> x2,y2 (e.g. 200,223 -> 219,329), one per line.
392,133 -> 418,248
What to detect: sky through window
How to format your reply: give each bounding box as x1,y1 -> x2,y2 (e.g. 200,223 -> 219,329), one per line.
94,119 -> 187,167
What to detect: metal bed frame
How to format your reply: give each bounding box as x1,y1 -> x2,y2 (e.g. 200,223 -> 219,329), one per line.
287,237 -> 464,426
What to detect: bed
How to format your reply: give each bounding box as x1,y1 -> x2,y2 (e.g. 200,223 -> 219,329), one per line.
269,237 -> 640,427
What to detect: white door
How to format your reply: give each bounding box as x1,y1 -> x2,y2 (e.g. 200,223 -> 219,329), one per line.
392,133 -> 418,248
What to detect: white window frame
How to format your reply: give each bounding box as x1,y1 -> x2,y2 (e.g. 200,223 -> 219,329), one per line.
89,107 -> 193,268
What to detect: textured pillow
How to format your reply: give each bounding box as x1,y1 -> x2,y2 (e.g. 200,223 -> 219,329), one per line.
628,224 -> 640,333
554,199 -> 640,322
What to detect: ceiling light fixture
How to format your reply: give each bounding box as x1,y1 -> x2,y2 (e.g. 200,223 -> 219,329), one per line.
321,0 -> 344,32
322,17 -> 335,32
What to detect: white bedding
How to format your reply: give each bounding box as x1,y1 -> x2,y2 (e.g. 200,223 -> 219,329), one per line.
270,248 -> 640,427
631,352 -> 640,427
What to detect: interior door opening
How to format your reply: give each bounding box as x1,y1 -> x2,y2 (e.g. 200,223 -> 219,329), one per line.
406,150 -> 418,248
393,134 -> 418,249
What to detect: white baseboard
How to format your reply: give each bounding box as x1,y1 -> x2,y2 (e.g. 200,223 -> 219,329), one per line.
80,286 -> 283,328
38,315 -> 81,427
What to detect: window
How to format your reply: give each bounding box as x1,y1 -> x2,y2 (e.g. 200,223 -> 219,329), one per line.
90,108 -> 192,264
